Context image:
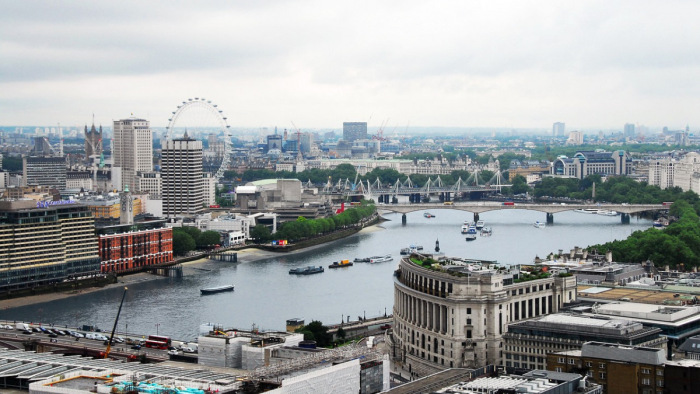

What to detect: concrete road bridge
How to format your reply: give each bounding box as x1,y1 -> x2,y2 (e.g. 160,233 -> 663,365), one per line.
376,202 -> 667,224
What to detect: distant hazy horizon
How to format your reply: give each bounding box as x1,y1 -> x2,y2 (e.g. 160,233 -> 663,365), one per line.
1,124 -> 682,137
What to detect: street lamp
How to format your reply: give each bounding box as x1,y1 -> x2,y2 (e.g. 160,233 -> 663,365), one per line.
156,323 -> 160,336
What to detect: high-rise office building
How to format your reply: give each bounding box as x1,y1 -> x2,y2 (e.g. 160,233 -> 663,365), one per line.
343,122 -> 367,142
552,122 -> 565,137
0,200 -> 100,292
23,156 -> 67,191
112,118 -> 153,191
162,135 -> 204,217
266,134 -> 283,153
624,123 -> 635,137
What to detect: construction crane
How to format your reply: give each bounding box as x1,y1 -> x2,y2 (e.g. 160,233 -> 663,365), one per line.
372,118 -> 390,141
103,287 -> 128,359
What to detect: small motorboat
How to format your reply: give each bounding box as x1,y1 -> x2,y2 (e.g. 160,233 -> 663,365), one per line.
200,285 -> 234,295
465,226 -> 477,241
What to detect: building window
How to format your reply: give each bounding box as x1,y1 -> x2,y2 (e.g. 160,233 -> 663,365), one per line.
642,368 -> 650,374
600,372 -> 606,379
585,362 -> 592,367
467,308 -> 472,314
558,357 -> 564,363
555,367 -> 562,372
599,363 -> 605,369
642,378 -> 650,385
568,359 -> 575,365
656,370 -> 663,376
657,380 -> 663,387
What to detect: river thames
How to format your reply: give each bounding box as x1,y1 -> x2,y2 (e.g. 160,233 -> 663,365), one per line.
0,209 -> 652,341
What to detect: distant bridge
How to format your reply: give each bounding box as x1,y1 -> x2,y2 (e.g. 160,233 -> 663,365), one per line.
375,202 -> 667,223
321,172 -> 511,199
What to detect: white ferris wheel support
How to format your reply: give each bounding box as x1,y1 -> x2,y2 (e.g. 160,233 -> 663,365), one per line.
165,97 -> 232,181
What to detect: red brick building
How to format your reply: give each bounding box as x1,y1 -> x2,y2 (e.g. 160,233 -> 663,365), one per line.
98,227 -> 173,273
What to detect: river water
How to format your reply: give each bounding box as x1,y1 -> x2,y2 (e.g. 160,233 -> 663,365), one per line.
0,209 -> 651,341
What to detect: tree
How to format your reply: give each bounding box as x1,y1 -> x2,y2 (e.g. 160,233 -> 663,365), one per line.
333,163 -> 357,182
177,226 -> 202,244
510,175 -> 530,195
250,224 -> 271,243
336,327 -> 346,340
302,320 -> 331,347
197,231 -> 222,248
172,232 -> 196,256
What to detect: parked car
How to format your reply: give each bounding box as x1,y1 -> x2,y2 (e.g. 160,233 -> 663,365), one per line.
131,344 -> 141,350
48,333 -> 58,338
113,336 -> 125,343
22,330 -> 33,335
380,324 -> 392,330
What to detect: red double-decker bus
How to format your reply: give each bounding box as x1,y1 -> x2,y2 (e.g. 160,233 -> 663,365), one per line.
144,335 -> 171,349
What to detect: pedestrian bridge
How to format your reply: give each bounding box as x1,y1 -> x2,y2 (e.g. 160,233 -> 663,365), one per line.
376,202 -> 667,223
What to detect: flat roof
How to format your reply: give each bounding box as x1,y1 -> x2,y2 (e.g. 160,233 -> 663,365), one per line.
536,314 -> 632,328
578,285 -> 684,305
580,287 -> 613,294
584,302 -> 700,327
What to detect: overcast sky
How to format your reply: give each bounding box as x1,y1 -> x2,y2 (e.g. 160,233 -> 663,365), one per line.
1,1 -> 699,131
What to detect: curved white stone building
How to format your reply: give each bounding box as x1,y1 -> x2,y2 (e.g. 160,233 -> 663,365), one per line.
393,256 -> 577,377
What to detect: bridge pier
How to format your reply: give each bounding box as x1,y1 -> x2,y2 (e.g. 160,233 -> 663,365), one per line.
439,193 -> 445,202
621,213 -> 630,224
473,212 -> 480,222
546,213 -> 554,224
445,192 -> 451,202
402,213 -> 407,225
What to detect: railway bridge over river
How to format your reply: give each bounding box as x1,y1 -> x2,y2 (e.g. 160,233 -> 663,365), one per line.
376,202 -> 667,224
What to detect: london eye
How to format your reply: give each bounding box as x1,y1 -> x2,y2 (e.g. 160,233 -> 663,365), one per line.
165,98 -> 232,180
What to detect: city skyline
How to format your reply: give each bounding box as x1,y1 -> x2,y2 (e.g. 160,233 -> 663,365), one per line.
2,1 -> 700,129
